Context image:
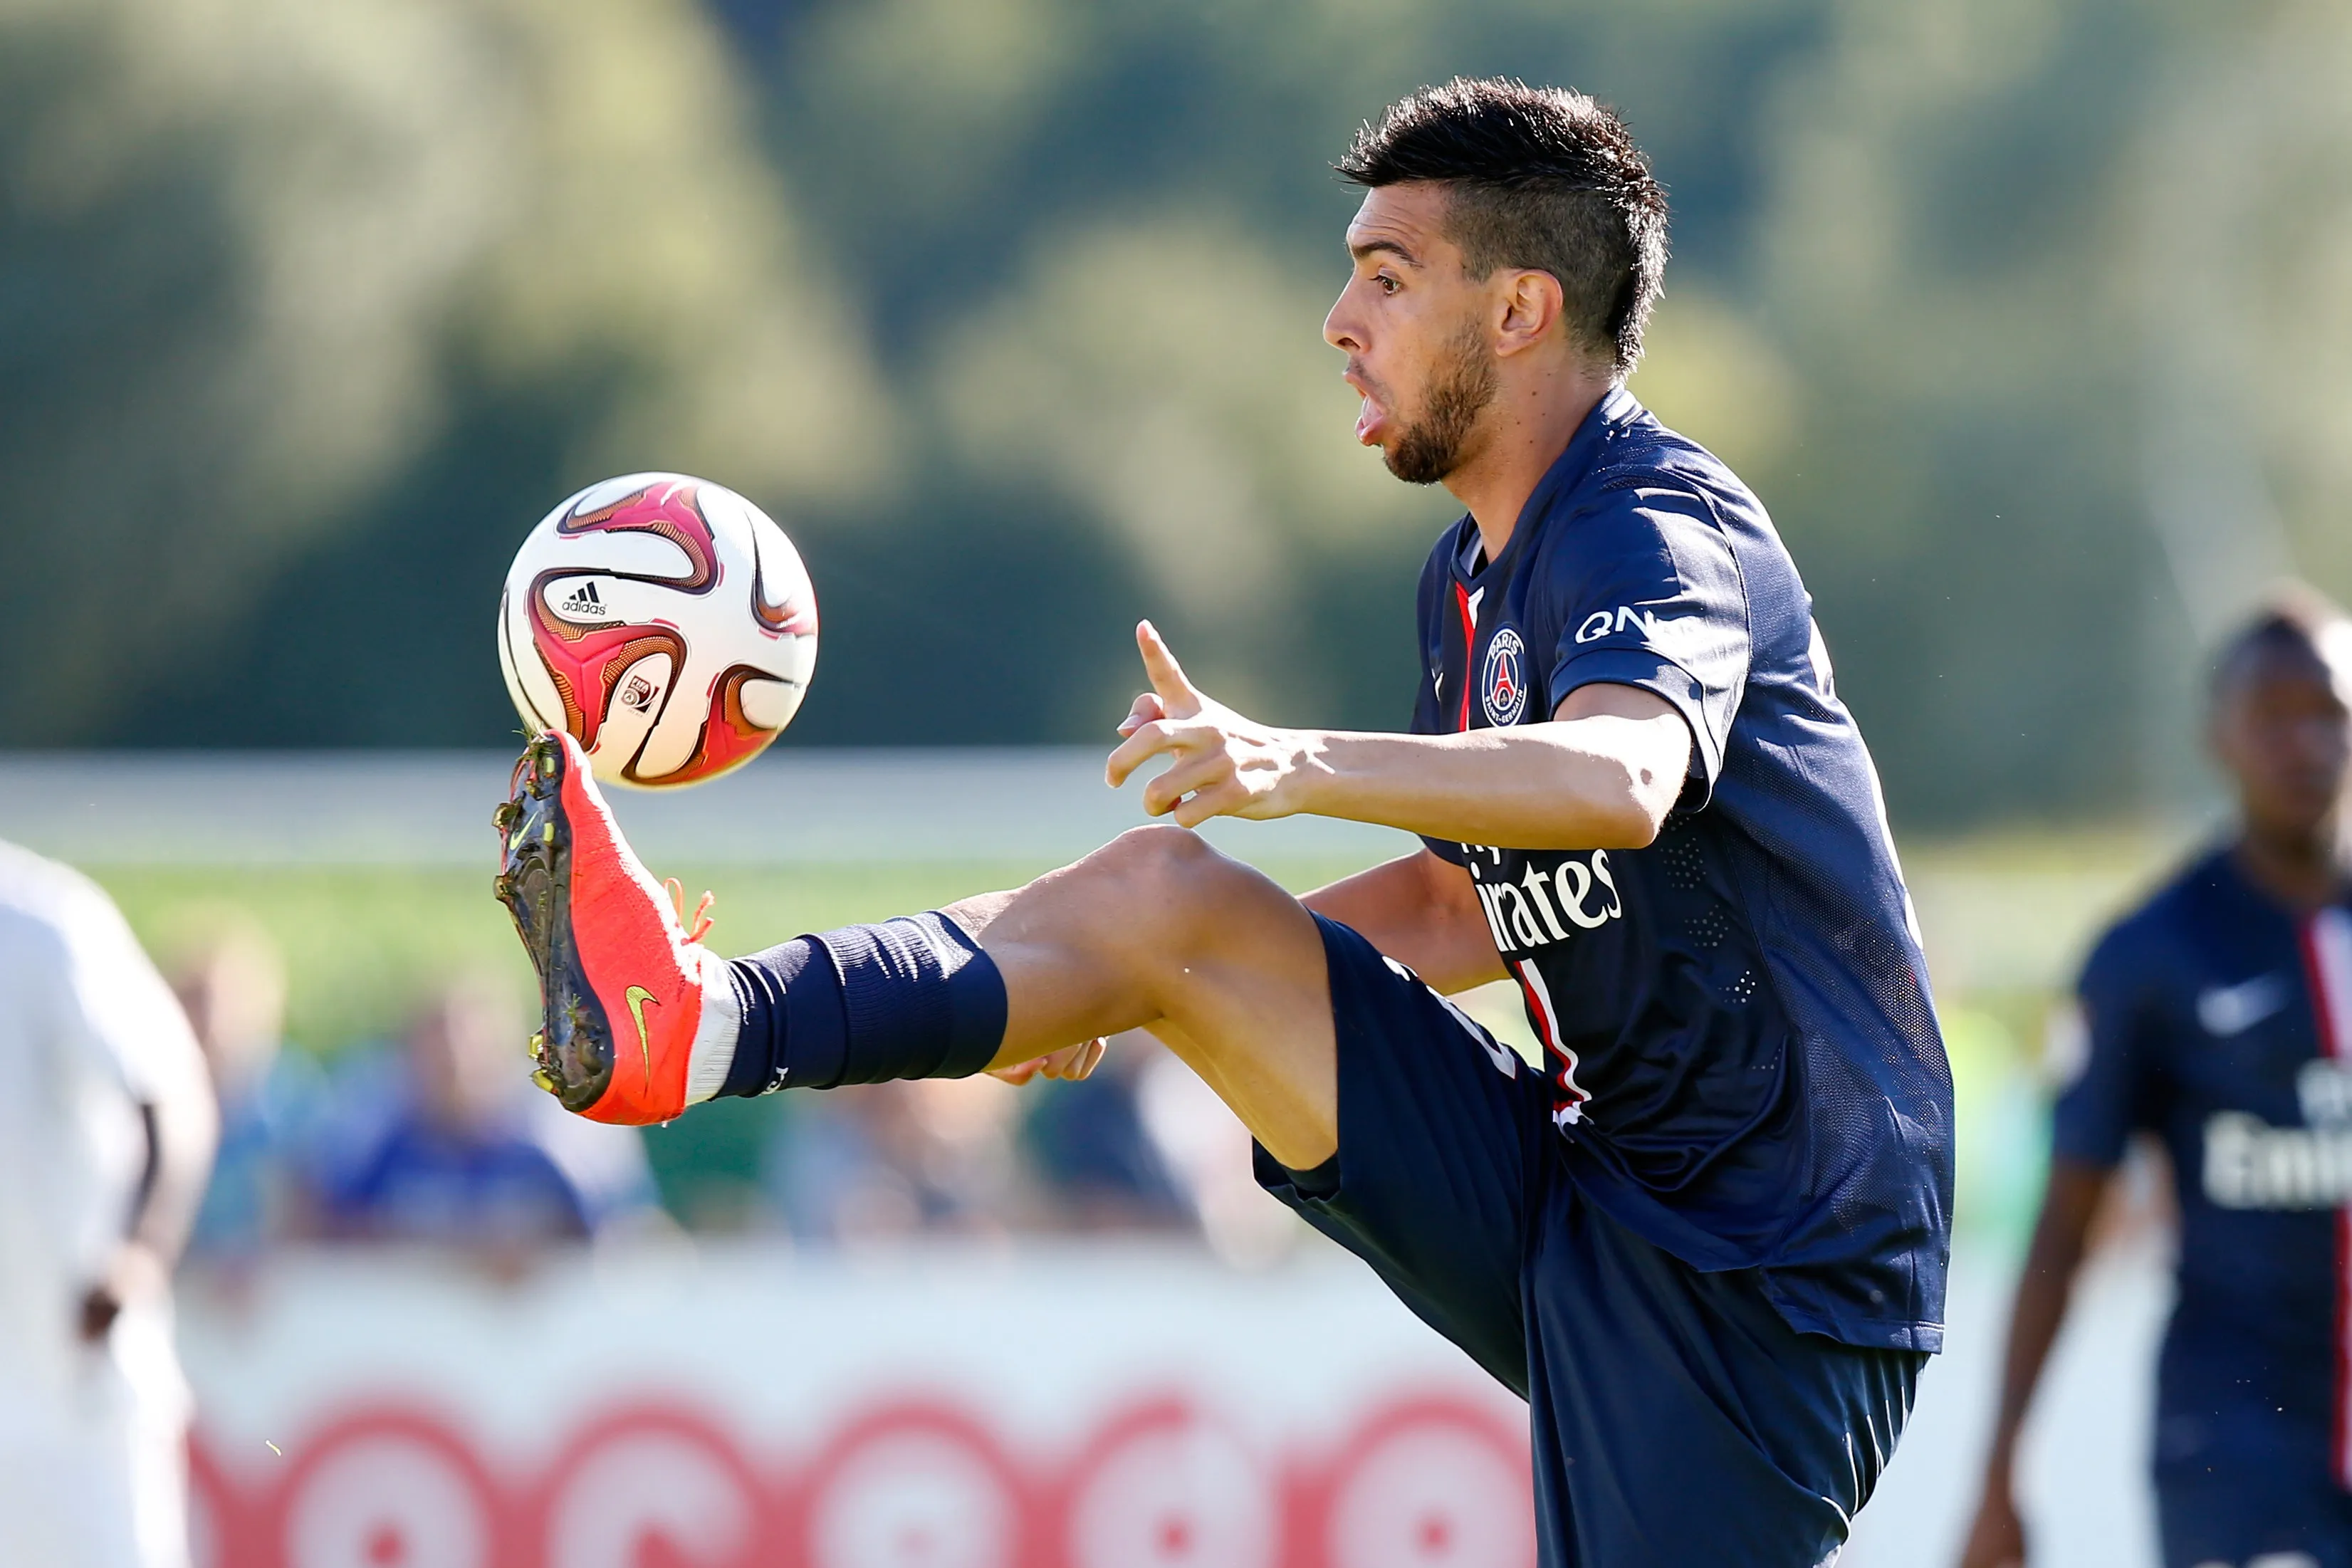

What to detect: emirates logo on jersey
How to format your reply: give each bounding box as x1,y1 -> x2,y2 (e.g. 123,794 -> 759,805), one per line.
1481,627 -> 1529,726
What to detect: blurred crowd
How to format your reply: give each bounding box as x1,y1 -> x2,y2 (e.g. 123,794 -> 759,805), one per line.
172,924 -> 1295,1269
0,842 -> 1299,1568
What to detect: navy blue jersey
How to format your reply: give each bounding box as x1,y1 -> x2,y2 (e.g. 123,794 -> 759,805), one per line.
2054,849 -> 2352,1489
1408,387 -> 1953,1352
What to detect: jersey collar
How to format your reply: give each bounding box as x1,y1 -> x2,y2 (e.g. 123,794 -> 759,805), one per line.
1447,384 -> 1647,587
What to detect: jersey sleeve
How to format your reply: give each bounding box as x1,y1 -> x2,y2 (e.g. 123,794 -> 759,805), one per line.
53,879 -> 204,1109
1542,486 -> 1750,802
2048,923 -> 2164,1169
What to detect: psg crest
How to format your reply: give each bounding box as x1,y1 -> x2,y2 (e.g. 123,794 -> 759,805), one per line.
1480,627 -> 1529,726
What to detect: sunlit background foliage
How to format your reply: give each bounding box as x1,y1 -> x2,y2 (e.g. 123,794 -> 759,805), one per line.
5,0 -> 2350,829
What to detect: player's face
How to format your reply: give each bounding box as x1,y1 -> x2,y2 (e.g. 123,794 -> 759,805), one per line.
1324,183 -> 1500,485
2215,644 -> 2351,844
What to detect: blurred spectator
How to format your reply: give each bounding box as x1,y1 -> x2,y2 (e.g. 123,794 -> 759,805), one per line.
308,975 -> 659,1248
1134,1043 -> 1304,1268
1021,1035 -> 1192,1232
172,921 -> 323,1261
765,1077 -> 1023,1245
0,840 -> 217,1568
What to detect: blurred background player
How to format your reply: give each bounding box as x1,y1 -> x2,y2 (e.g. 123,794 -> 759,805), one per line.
0,839 -> 217,1568
1960,588 -> 2352,1568
307,974 -> 659,1255
765,1077 -> 1025,1245
1018,1033 -> 1193,1234
173,919 -> 322,1264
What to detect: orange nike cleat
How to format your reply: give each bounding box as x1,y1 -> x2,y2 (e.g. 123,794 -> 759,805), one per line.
492,731 -> 739,1125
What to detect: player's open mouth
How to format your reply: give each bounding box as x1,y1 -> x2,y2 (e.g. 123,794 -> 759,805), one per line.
1346,369 -> 1390,446
493,735 -> 615,1113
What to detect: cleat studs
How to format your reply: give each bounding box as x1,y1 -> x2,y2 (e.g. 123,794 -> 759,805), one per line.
541,821 -> 555,845
530,1067 -> 560,1094
493,800 -> 520,832
526,1029 -> 545,1061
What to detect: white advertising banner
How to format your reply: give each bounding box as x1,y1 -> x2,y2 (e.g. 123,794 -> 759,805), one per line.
177,1239 -> 2170,1568
179,1243 -> 1532,1568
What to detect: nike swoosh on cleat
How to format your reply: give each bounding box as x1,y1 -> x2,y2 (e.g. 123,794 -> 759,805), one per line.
2197,973 -> 2288,1038
625,985 -> 658,1090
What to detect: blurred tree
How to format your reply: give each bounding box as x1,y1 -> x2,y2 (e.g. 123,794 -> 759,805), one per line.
1730,0 -> 2169,820
0,0 -> 884,745
1732,0 -> 2352,818
6,0 -> 2351,830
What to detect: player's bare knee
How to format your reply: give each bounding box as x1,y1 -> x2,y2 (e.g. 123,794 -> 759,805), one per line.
1096,823 -> 1217,885
1085,826 -> 1255,946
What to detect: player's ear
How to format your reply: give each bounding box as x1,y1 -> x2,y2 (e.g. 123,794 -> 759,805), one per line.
1494,268 -> 1564,357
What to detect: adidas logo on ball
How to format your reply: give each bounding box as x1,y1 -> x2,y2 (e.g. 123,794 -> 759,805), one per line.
559,582 -> 612,620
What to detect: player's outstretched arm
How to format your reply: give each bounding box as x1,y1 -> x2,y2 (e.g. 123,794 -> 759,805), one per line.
1107,622 -> 1689,850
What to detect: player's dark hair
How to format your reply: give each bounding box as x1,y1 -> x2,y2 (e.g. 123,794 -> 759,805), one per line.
2210,582 -> 2351,704
1337,78 -> 1668,377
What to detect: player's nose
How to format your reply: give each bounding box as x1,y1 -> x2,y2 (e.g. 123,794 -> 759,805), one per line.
1324,290 -> 1364,354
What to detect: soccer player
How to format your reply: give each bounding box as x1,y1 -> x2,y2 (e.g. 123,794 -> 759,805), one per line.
498,78 -> 1951,1562
1959,593 -> 2352,1568
0,838 -> 218,1568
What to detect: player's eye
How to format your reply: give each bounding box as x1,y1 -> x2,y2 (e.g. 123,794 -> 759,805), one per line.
1376,273 -> 1400,295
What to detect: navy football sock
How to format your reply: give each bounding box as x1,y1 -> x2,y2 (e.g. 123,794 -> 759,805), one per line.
721,911 -> 1008,1097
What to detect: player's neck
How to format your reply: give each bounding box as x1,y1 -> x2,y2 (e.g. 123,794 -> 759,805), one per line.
2233,819 -> 2351,912
1446,370 -> 1614,563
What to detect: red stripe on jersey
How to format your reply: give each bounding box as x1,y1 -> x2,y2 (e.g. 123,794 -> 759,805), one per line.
1453,582 -> 1476,733
2300,907 -> 2352,1491
1512,958 -> 1589,1126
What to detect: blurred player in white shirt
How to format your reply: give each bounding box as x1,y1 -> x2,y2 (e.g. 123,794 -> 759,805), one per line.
0,840 -> 217,1568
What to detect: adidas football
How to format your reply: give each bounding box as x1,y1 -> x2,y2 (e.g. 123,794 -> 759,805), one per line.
496,473 -> 818,788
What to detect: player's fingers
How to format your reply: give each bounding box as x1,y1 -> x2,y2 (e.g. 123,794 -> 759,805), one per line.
1105,719 -> 1178,790
987,1057 -> 1046,1085
1141,743 -> 1231,817
1117,691 -> 1166,738
1172,778 -> 1248,830
1136,621 -> 1203,715
1041,1038 -> 1105,1080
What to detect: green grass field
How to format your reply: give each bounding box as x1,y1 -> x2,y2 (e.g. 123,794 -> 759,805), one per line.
96,857 -> 1376,1055
92,825 -> 2190,1237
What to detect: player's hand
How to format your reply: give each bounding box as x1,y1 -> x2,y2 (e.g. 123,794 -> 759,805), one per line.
1106,621 -> 1317,828
78,1240 -> 166,1343
988,1038 -> 1107,1086
1955,1483 -> 2027,1568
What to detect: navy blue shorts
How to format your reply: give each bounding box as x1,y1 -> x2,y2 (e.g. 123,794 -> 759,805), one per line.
1257,916 -> 1923,1567
2157,1426 -> 2352,1568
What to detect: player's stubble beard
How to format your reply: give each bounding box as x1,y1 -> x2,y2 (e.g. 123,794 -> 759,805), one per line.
1384,318 -> 1499,486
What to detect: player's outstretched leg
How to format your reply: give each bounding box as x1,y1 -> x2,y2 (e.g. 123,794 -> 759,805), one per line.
494,731 -> 1338,1164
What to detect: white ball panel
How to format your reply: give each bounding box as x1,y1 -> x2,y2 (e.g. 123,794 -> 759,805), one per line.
500,588 -> 569,735
736,669 -> 806,731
